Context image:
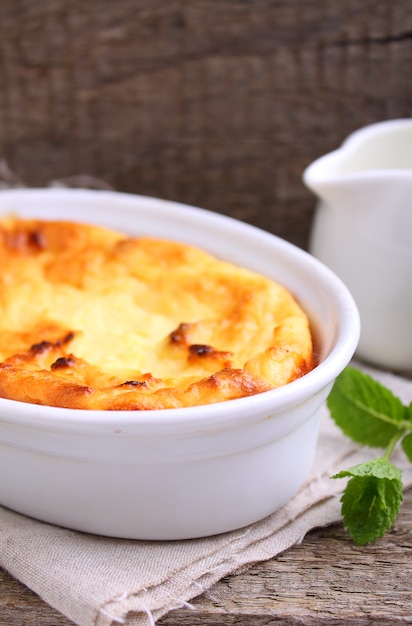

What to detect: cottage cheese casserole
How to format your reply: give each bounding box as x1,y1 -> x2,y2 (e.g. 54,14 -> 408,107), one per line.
0,217 -> 314,409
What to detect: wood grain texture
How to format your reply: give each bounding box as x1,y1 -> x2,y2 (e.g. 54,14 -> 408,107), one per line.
1,488 -> 411,625
0,0 -> 411,247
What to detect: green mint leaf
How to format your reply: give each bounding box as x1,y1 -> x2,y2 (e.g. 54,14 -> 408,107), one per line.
333,459 -> 403,545
401,432 -> 412,462
327,366 -> 405,448
407,401 -> 412,424
333,457 -> 403,481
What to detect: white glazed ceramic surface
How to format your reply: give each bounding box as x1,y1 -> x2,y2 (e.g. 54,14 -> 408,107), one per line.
304,119 -> 412,372
0,189 -> 359,539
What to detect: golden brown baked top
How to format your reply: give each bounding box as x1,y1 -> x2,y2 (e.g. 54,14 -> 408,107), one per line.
0,217 -> 314,409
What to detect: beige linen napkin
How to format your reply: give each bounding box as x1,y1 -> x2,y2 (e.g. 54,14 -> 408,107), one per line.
1,363 -> 412,626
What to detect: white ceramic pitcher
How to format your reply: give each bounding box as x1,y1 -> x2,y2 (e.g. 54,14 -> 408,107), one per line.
303,119 -> 412,372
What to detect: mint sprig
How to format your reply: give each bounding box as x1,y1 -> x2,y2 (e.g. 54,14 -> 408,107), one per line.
327,366 -> 412,545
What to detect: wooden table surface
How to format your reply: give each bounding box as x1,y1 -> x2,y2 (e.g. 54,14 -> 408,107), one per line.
2,489 -> 411,626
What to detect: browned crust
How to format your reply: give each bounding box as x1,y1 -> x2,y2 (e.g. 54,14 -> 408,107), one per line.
0,362 -> 273,409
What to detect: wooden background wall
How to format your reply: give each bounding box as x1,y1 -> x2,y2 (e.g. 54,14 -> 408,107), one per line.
0,0 -> 411,248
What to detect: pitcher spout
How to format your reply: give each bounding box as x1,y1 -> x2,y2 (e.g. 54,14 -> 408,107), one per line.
304,118 -> 412,210
302,149 -> 349,208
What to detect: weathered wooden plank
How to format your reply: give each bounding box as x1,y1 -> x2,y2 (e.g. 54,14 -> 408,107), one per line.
0,0 -> 411,248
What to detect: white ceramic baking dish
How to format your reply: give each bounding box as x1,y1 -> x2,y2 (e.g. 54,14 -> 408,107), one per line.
0,188 -> 359,539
